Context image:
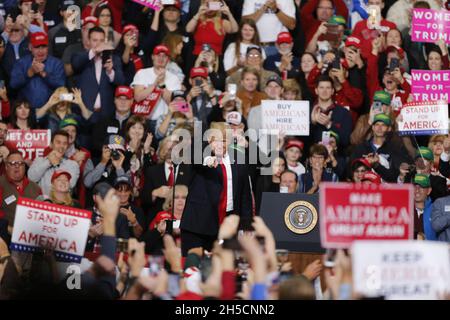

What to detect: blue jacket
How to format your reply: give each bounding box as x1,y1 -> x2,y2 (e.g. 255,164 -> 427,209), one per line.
10,54 -> 66,109
71,50 -> 125,124
1,36 -> 30,78
423,197 -> 437,241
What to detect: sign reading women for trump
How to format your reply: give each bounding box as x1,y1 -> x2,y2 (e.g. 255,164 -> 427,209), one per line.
11,198 -> 92,263
411,70 -> 450,102
397,101 -> 448,136
411,9 -> 450,44
261,100 -> 310,136
319,183 -> 414,248
352,241 -> 450,300
5,129 -> 51,160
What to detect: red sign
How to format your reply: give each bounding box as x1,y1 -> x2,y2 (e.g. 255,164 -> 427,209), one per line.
5,129 -> 51,160
319,183 -> 414,248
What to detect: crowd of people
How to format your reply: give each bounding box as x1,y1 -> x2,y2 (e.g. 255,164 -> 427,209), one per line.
0,0 -> 449,300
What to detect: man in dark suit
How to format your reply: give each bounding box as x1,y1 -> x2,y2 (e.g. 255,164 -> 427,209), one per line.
71,26 -> 125,125
180,122 -> 253,256
141,136 -> 193,223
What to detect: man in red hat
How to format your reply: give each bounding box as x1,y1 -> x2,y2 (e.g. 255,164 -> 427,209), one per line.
264,31 -> 299,78
187,66 -> 215,123
131,44 -> 182,131
10,31 -> 66,109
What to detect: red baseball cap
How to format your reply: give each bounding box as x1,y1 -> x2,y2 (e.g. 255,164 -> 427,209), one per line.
115,86 -> 133,99
361,172 -> 381,184
153,44 -> 170,56
51,170 -> 72,183
277,32 -> 293,45
345,36 -> 361,49
386,45 -> 405,59
122,24 -> 138,35
20,0 -> 34,3
82,16 -> 99,27
190,67 -> 208,79
285,139 -> 304,151
149,211 -> 172,230
351,158 -> 372,170
163,0 -> 182,10
30,32 -> 48,47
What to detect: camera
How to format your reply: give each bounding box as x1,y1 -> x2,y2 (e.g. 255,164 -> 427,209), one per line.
389,58 -> 400,73
111,149 -> 121,160
31,2 -> 40,13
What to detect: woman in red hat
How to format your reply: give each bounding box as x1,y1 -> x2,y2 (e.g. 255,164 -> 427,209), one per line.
41,170 -> 81,208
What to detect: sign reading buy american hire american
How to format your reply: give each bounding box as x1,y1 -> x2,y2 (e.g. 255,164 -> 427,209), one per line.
10,198 -> 92,263
319,183 -> 414,248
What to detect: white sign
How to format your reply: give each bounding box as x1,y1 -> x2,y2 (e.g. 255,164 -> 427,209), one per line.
397,101 -> 449,136
261,100 -> 310,136
11,198 -> 92,263
352,240 -> 450,300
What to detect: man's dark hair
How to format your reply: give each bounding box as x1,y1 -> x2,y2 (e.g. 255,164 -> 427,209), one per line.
52,130 -> 70,142
280,169 -> 299,183
414,1 -> 430,9
309,143 -> 329,158
315,74 -> 334,88
6,150 -> 23,160
88,26 -> 105,38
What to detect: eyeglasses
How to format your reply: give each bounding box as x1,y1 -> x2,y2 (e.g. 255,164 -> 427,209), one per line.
6,161 -> 25,167
247,54 -> 261,58
10,29 -> 22,33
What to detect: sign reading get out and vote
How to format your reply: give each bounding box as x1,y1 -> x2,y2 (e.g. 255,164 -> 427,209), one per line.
5,129 -> 51,161
411,70 -> 450,102
261,100 -> 310,136
10,198 -> 92,263
352,241 -> 450,300
411,9 -> 450,44
397,101 -> 448,136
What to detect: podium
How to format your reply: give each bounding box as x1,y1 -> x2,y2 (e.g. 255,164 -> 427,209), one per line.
260,192 -> 326,287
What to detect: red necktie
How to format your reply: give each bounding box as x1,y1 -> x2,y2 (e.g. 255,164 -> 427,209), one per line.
167,165 -> 174,187
218,163 -> 227,225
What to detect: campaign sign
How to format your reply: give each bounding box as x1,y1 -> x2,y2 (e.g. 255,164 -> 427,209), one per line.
352,240 -> 450,300
411,69 -> 450,102
10,198 -> 92,263
5,129 -> 51,160
131,0 -> 161,10
411,9 -> 450,44
319,183 -> 414,248
261,100 -> 310,136
397,101 -> 448,136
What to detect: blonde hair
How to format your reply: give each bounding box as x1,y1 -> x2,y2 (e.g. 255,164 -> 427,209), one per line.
283,79 -> 302,100
50,189 -> 74,206
51,87 -> 72,115
200,0 -> 224,36
162,185 -> 189,211
162,33 -> 184,62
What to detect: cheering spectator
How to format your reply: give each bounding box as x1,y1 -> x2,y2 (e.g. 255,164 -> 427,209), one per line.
413,174 -> 436,240
299,143 -> 338,194
10,32 -> 65,110
227,46 -> 277,92
59,118 -> 92,208
426,41 -> 449,71
186,0 -> 238,57
28,130 -> 80,196
310,75 -> 352,148
187,67 -> 217,123
0,121 -> 9,174
71,26 -> 125,123
264,32 -> 300,79
428,135 -> 446,174
306,15 -> 347,60
0,151 -> 42,234
35,87 -> 92,135
282,78 -> 302,100
90,86 -> 133,161
132,44 -> 182,131
40,170 -> 81,208
283,138 -> 306,178
242,0 -> 296,58
8,99 -> 33,130
192,44 -> 226,91
85,181 -> 130,253
48,0 -> 81,59
1,20 -> 30,77
235,66 -> 267,118
94,2 -> 120,48
223,18 -> 266,75
300,0 -> 348,46
156,90 -> 195,141
351,113 -> 411,182
161,33 -> 185,84
431,194 -> 450,242
114,175 -> 146,239
350,158 -> 372,182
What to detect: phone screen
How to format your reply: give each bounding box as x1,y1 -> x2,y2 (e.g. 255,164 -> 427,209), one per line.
322,131 -> 331,145
102,50 -> 112,64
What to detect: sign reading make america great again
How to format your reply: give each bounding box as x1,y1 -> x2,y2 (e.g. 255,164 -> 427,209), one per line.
319,183 -> 414,248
